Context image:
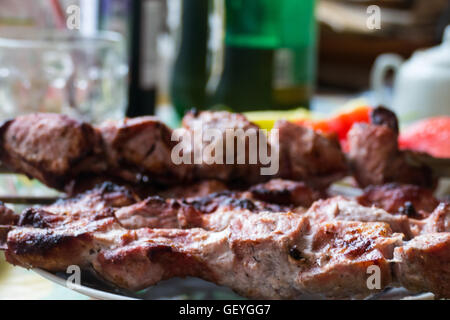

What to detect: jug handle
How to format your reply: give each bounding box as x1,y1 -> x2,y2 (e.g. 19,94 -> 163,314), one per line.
370,54 -> 404,107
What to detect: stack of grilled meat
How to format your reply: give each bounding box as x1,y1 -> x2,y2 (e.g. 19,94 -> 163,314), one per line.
0,107 -> 448,299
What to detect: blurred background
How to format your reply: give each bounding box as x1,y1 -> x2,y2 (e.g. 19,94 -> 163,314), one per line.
0,0 -> 448,124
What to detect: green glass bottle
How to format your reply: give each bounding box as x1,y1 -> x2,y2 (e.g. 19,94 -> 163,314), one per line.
169,0 -> 210,118
211,0 -> 317,112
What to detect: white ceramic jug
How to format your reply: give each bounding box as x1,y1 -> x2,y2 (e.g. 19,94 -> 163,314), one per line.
371,26 -> 450,123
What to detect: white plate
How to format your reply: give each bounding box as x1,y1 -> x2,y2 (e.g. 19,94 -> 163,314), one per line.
33,268 -> 435,300
34,269 -> 135,300
33,269 -> 244,300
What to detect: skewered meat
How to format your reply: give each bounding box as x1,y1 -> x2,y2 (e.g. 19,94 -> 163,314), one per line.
306,197 -> 414,238
7,179 -> 314,231
114,180 -> 319,230
357,183 -> 440,218
0,114 -> 105,190
14,182 -> 446,241
181,110 -> 266,184
347,107 -> 435,188
112,192 -> 450,237
99,117 -> 192,184
0,111 -> 348,192
0,203 -> 395,298
393,232 -> 450,297
3,201 -> 450,299
275,120 -> 348,189
2,179 -> 449,299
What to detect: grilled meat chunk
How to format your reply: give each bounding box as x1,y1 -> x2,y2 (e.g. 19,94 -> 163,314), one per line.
393,232 -> 450,298
249,179 -> 322,207
4,206 -> 405,299
347,107 -> 435,188
14,182 -> 139,230
0,114 -> 105,189
274,120 -> 347,189
2,194 -> 450,298
358,183 -> 440,218
0,111 -> 348,192
182,110 -> 268,184
13,181 -> 446,240
310,197 -> 450,240
306,197 -> 414,238
115,190 -> 295,230
370,106 -> 399,134
99,117 -> 192,184
114,197 -> 185,229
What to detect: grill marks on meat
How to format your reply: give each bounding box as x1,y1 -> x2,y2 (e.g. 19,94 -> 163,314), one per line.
111,179 -> 320,230
275,120 -> 348,189
347,107 -> 435,188
16,180 -> 446,241
2,189 -> 450,298
11,180 -> 314,231
5,216 -> 118,270
115,196 -> 185,229
13,180 -> 446,239
4,205 -> 405,299
94,190 -> 292,230
306,197 -> 414,238
0,111 -> 348,191
15,182 -> 138,230
310,197 -> 450,240
357,183 -> 440,219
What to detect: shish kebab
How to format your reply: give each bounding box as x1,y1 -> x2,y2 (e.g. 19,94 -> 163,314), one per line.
0,180 -> 449,299
0,107 -> 440,198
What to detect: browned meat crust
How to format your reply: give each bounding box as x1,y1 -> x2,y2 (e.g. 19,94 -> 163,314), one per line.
357,183 -> 440,219
157,180 -> 228,199
7,180 -> 312,231
370,106 -> 399,134
347,122 -> 434,188
4,200 -> 450,299
182,110 -> 266,184
4,204 -> 402,299
0,114 -> 105,190
13,181 -> 447,240
393,232 -> 450,298
0,111 -> 348,192
2,185 -> 450,298
307,197 -> 414,238
99,117 -> 192,184
249,179 -> 323,207
275,120 -> 348,189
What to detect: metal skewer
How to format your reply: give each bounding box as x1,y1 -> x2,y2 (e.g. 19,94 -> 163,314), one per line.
0,196 -> 60,205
